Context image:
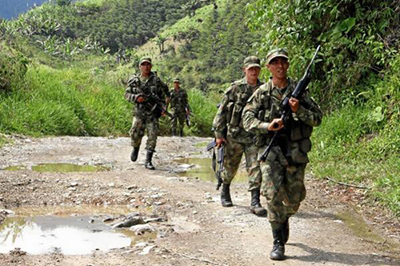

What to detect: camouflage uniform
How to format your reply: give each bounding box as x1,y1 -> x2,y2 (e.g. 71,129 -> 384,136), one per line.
213,77 -> 263,190
169,84 -> 190,136
125,72 -> 169,152
243,78 -> 323,223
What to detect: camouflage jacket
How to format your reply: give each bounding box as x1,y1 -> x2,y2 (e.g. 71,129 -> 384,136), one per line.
213,78 -> 263,143
242,78 -> 323,163
125,72 -> 169,118
169,88 -> 190,113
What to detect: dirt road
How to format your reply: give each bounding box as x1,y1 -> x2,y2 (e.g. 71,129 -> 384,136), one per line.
0,135 -> 399,265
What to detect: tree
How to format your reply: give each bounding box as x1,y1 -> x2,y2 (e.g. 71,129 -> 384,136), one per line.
55,0 -> 72,6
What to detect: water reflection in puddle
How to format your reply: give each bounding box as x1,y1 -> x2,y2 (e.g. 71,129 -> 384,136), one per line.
0,214 -> 150,255
2,163 -> 109,173
174,158 -> 247,183
2,165 -> 27,171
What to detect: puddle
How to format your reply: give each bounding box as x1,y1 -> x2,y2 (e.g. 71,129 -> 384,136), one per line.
337,210 -> 384,243
174,158 -> 247,183
2,165 -> 27,171
0,206 -> 157,255
2,163 -> 109,173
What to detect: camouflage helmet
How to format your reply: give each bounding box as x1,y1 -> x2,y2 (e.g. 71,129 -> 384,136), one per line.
139,57 -> 152,66
266,48 -> 289,64
243,56 -> 261,69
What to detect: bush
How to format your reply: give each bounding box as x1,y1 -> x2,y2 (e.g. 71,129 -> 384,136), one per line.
0,42 -> 28,92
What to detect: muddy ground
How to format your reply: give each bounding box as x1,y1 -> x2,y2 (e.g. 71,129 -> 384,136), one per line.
0,135 -> 399,266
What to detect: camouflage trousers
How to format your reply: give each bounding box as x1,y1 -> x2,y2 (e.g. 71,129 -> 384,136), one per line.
221,137 -> 261,191
130,115 -> 159,151
260,146 -> 307,223
171,110 -> 186,133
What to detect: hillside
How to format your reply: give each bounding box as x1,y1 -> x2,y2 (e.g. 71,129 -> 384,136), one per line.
0,0 -> 399,218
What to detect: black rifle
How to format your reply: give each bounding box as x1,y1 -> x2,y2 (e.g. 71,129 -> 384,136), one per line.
140,92 -> 173,119
207,140 -> 224,190
258,45 -> 320,162
185,107 -> 191,127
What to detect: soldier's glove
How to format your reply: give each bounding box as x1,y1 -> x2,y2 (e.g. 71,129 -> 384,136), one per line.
135,95 -> 146,103
216,138 -> 225,148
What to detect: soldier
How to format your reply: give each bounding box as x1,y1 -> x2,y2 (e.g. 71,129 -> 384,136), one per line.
169,78 -> 191,137
243,49 -> 323,260
212,56 -> 267,216
124,57 -> 170,170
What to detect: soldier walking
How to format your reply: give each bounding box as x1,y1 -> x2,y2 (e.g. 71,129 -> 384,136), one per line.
169,78 -> 191,137
212,56 -> 267,216
124,57 -> 170,170
243,49 -> 323,260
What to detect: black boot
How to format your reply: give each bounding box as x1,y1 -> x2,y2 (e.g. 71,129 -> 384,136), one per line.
130,147 -> 140,162
270,223 -> 285,260
283,217 -> 289,244
171,129 -> 176,136
221,183 -> 233,207
179,129 -> 183,137
250,189 -> 267,216
144,150 -> 155,170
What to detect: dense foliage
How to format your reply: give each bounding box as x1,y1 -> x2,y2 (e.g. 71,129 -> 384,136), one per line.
158,0 -> 261,93
0,0 -> 398,215
247,0 -> 399,109
4,0 -> 211,53
247,0 -> 399,214
0,42 -> 28,92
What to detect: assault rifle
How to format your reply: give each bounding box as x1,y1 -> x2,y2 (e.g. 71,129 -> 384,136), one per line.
185,107 -> 191,127
207,140 -> 224,190
139,92 -> 173,119
258,45 -> 320,162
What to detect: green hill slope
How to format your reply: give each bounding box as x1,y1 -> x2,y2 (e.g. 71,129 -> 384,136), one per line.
0,0 -> 399,216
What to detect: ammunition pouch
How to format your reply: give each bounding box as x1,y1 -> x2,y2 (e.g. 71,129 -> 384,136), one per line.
299,139 -> 311,153
289,141 -> 309,164
229,103 -> 244,127
227,126 -> 240,138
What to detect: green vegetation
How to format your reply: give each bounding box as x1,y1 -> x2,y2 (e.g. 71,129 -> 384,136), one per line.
247,0 -> 399,214
0,57 -> 131,136
0,42 -> 28,91
309,54 -> 400,215
0,0 -> 398,215
156,0 -> 262,93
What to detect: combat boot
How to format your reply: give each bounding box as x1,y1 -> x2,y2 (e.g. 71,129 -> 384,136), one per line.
179,129 -> 184,137
144,150 -> 155,170
171,129 -> 176,136
221,183 -> 233,207
250,189 -> 267,216
130,147 -> 140,162
270,223 -> 285,260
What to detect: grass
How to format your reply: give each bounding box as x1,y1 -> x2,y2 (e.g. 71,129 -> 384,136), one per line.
309,77 -> 400,215
185,89 -> 218,137
0,59 -> 132,136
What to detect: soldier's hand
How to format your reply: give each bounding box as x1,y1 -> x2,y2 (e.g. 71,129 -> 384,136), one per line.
216,138 -> 225,147
136,95 -> 145,103
267,118 -> 284,131
289,97 -> 299,113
